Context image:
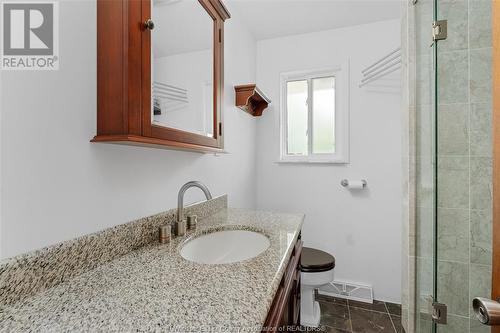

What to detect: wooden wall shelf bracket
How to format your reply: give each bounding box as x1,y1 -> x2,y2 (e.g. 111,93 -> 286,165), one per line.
234,84 -> 271,117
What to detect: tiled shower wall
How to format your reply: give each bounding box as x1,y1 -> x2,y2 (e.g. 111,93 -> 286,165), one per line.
403,0 -> 493,332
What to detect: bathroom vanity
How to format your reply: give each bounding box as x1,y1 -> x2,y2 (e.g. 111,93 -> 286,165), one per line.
0,196 -> 304,332
264,234 -> 303,330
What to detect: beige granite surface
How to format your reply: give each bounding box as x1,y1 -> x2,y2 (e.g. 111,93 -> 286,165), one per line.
0,208 -> 304,333
0,196 -> 227,306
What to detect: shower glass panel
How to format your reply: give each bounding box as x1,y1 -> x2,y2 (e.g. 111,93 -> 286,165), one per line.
435,0 -> 493,331
414,0 -> 437,331
413,0 -> 493,332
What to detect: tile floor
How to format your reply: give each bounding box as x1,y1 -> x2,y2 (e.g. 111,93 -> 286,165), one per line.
312,293 -> 405,333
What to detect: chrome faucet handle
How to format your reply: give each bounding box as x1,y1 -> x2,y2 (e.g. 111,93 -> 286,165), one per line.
187,215 -> 198,229
159,224 -> 171,244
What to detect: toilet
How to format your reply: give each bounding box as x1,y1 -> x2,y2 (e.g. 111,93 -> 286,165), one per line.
300,247 -> 336,327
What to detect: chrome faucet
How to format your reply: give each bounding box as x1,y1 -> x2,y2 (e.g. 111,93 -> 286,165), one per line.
174,181 -> 212,236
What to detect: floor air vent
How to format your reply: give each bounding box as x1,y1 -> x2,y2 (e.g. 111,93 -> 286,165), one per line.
318,281 -> 374,304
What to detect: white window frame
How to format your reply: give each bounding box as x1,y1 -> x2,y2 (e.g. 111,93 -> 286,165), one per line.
279,62 -> 350,164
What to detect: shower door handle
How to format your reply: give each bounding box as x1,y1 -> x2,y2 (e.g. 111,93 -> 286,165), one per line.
473,297 -> 500,326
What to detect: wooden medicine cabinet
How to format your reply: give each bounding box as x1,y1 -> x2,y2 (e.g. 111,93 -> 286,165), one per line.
92,0 -> 230,153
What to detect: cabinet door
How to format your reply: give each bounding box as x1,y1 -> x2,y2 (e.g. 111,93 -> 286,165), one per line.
94,0 -> 229,153
142,0 -> 226,149
263,239 -> 303,332
291,267 -> 301,326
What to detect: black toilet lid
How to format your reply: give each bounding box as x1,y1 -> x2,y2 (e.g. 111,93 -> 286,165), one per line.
300,247 -> 335,272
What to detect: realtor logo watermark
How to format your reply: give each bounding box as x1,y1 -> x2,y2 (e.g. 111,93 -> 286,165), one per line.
1,1 -> 59,70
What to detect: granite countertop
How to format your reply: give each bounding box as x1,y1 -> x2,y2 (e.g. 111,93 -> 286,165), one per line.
0,208 -> 304,333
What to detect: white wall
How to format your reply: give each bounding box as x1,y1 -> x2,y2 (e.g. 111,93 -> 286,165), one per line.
0,0 -> 258,259
255,19 -> 402,302
0,53 -> 3,260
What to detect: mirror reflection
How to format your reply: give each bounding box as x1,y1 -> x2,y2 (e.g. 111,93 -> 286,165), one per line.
152,0 -> 214,137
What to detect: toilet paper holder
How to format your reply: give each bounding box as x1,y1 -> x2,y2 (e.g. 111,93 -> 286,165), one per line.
340,179 -> 367,188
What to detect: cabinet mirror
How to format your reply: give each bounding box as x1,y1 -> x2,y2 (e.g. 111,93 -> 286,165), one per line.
151,0 -> 214,138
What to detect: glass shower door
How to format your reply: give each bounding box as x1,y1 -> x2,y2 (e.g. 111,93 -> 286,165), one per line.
414,0 -> 438,331
434,0 -> 493,332
414,0 -> 494,332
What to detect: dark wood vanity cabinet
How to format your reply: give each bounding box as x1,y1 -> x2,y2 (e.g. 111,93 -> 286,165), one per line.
93,0 -> 230,153
263,237 -> 303,332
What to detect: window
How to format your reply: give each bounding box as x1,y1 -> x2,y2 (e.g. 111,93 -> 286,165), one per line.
280,65 -> 349,163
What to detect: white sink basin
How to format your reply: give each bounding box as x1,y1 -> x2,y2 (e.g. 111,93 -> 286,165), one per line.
180,229 -> 270,264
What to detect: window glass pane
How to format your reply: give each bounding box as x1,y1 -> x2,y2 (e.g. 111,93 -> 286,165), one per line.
286,80 -> 308,155
312,76 -> 335,154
